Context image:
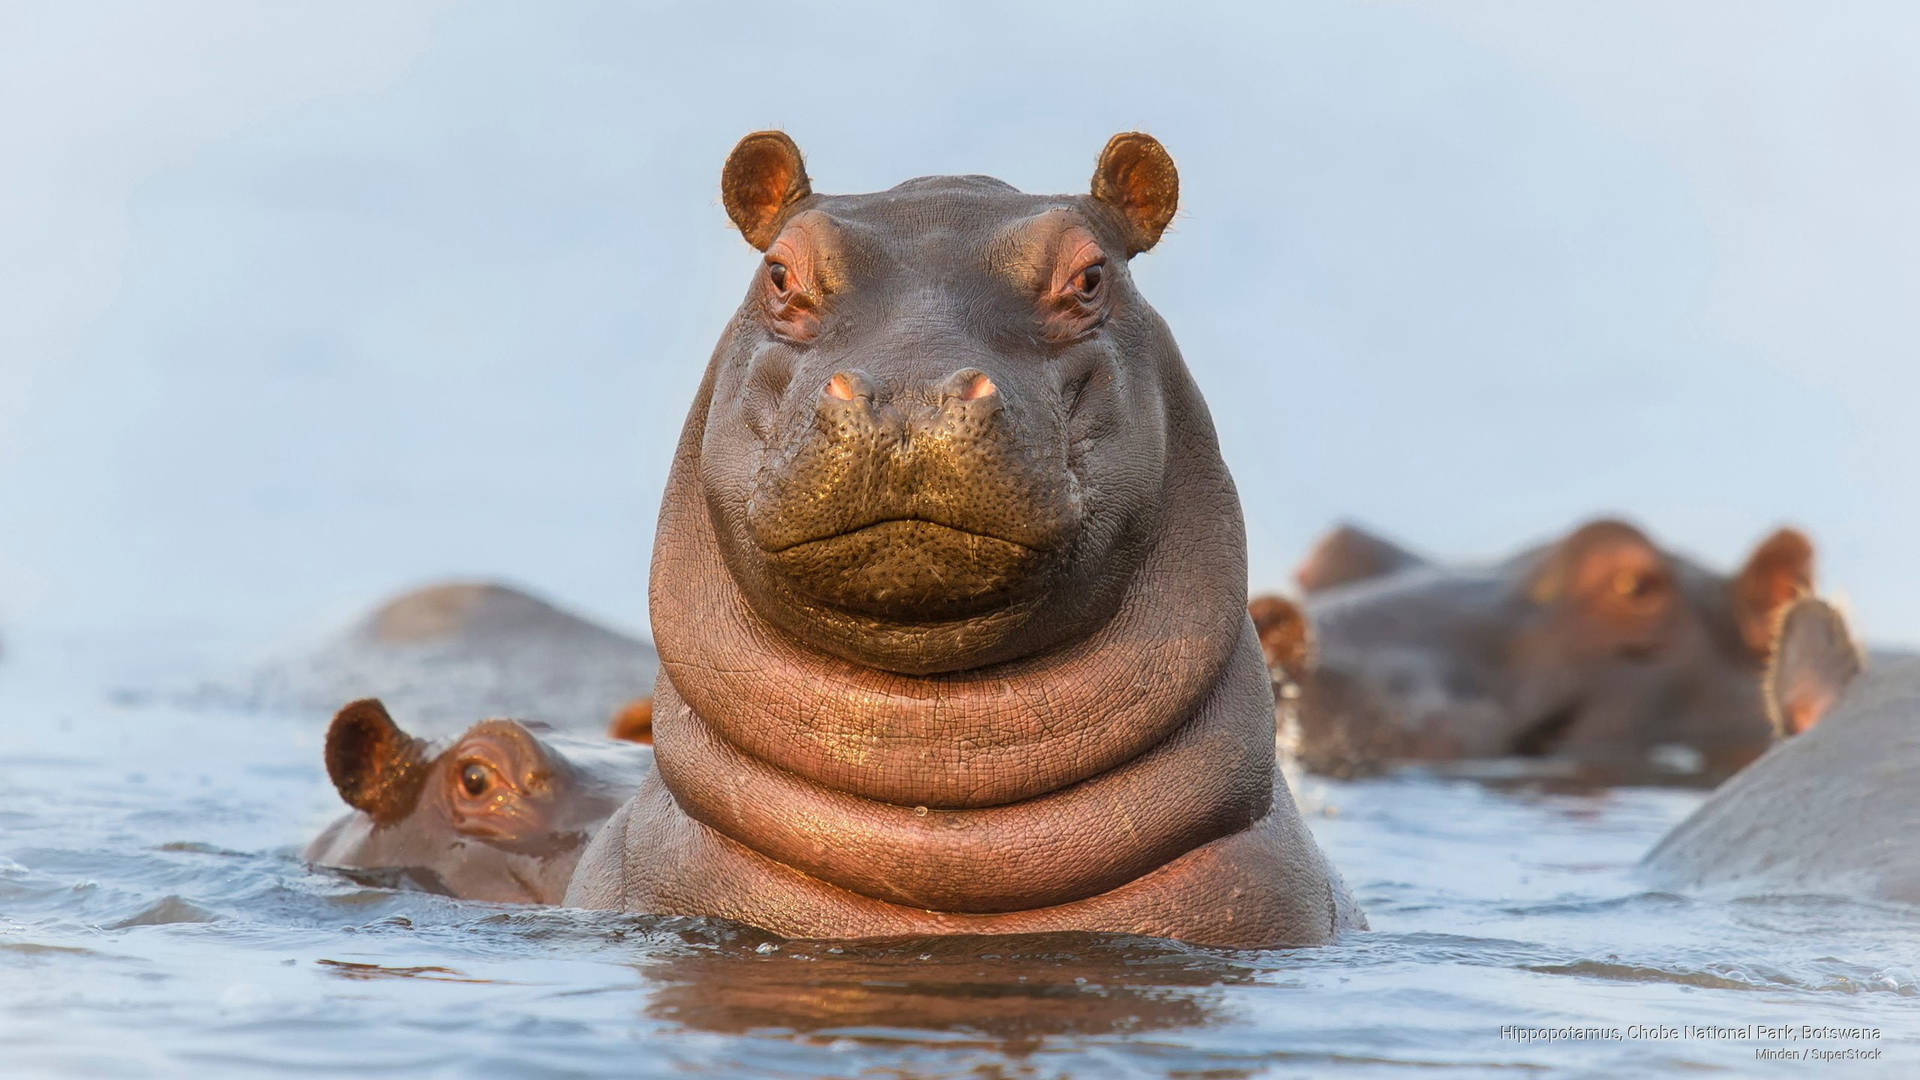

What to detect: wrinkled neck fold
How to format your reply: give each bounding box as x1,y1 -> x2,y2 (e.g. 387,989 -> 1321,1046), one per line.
650,357 -> 1252,810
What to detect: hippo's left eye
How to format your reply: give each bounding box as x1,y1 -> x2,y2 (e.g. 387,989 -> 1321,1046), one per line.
1070,261 -> 1106,301
1611,568 -> 1666,606
460,763 -> 492,798
768,260 -> 791,293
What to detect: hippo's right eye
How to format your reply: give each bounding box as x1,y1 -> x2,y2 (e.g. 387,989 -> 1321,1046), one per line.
460,763 -> 492,798
1071,261 -> 1105,300
767,260 -> 791,292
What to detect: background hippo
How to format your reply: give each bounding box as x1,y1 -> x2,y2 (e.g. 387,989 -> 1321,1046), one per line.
237,581 -> 658,735
307,698 -> 651,904
566,131 -> 1362,947
1641,598 -> 1920,903
1272,518 -> 1814,783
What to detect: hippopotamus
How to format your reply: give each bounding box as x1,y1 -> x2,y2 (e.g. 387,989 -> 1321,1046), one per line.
1272,519 -> 1814,783
1641,598 -> 1920,902
565,131 -> 1363,947
306,698 -> 651,904
242,581 -> 658,735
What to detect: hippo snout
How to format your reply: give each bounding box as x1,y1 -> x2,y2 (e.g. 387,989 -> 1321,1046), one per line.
743,361 -> 1078,620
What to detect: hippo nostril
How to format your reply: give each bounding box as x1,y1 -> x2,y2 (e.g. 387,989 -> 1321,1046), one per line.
939,368 -> 998,406
825,373 -> 858,401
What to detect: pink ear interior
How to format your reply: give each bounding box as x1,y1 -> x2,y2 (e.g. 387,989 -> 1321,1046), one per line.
1091,132 -> 1179,255
722,132 -> 812,250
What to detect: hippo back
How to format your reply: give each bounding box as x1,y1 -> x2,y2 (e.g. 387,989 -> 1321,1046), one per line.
1640,657 -> 1920,902
245,582 -> 658,734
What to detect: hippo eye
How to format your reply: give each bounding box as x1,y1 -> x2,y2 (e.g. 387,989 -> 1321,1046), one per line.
1071,261 -> 1105,300
1612,569 -> 1663,604
459,763 -> 491,798
767,260 -> 791,293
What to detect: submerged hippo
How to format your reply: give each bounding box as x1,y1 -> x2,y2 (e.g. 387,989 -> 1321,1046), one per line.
1641,598 -> 1920,902
244,581 -> 658,735
307,698 -> 651,904
566,131 -> 1362,947
1275,519 -> 1814,783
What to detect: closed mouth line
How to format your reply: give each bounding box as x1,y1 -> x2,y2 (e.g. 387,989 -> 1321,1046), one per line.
765,516 -> 1041,554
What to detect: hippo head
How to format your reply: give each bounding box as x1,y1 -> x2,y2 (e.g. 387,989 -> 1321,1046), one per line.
1763,596 -> 1864,736
693,132 -> 1181,674
1291,519 -> 1816,781
307,699 -> 635,903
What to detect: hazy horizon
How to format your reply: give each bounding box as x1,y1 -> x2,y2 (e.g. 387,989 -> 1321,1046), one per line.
4,1 -> 1916,652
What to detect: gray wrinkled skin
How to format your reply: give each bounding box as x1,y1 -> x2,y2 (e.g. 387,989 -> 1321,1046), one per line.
706,190 -> 1168,676
1289,520 -> 1807,784
237,582 -> 657,735
567,134 -> 1362,947
1640,656 -> 1920,903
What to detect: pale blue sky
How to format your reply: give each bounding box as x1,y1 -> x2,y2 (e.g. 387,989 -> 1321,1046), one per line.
2,1 -> 1915,648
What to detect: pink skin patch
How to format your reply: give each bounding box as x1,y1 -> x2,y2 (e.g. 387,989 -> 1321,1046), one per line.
958,372 -> 996,401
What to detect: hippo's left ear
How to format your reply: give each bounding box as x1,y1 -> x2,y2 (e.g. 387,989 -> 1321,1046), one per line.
1294,523 -> 1427,594
722,131 -> 812,251
324,699 -> 431,825
1091,132 -> 1178,256
1765,596 -> 1860,736
1248,594 -> 1314,682
1731,528 -> 1815,657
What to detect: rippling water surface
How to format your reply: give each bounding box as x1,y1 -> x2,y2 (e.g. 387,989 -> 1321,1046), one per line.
4,630 -> 1917,1079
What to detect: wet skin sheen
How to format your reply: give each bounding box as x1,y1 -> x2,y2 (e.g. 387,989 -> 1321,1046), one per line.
306,699 -> 651,904
1273,520 -> 1814,784
565,131 -> 1363,947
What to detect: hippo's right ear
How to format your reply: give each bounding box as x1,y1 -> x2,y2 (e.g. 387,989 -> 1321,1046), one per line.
1765,597 -> 1862,737
721,131 -> 812,251
1091,132 -> 1178,256
1248,594 -> 1314,681
1732,527 -> 1816,657
1294,523 -> 1426,594
324,699 -> 430,825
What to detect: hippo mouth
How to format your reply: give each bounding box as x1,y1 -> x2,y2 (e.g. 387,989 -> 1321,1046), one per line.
761,517 -> 1058,620
761,515 -> 1047,555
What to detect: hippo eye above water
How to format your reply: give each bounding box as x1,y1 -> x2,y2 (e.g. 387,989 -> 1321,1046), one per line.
767,260 -> 791,292
1071,261 -> 1106,300
1611,569 -> 1666,605
459,763 -> 492,798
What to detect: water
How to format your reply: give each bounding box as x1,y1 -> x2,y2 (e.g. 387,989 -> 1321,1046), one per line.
3,629 -> 1916,1078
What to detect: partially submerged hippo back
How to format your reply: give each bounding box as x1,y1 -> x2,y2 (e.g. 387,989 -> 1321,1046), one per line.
307,699 -> 651,904
1641,599 -> 1920,902
567,132 -> 1361,947
248,582 -> 658,734
1285,519 -> 1813,782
